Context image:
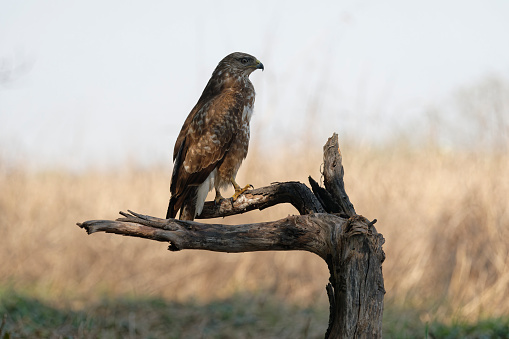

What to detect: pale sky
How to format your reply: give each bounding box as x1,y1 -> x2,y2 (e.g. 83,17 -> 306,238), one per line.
1,0 -> 509,169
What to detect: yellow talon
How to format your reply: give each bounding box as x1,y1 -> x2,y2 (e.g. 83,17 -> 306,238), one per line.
231,184 -> 253,201
231,178 -> 253,201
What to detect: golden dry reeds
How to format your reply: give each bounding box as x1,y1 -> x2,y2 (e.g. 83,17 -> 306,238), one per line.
1,144 -> 508,322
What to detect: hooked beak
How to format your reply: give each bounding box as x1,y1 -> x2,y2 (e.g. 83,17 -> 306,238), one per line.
255,59 -> 264,71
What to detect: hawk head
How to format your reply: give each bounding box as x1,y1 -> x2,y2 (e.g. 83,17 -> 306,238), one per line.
216,52 -> 264,77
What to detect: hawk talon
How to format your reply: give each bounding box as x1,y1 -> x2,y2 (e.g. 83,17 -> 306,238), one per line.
231,184 -> 253,201
214,192 -> 224,205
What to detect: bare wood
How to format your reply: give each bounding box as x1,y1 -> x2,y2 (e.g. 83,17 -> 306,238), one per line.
76,133 -> 385,338
322,133 -> 356,217
325,216 -> 385,338
80,210 -> 341,258
78,210 -> 384,338
198,181 -> 325,219
309,176 -> 342,214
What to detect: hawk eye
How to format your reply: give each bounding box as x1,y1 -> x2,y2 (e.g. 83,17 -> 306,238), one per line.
240,58 -> 249,64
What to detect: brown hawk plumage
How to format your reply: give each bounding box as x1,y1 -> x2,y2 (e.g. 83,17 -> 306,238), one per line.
166,52 -> 264,220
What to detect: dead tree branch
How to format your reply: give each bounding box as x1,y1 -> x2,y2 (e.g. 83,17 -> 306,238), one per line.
198,180 -> 325,219
77,133 -> 385,338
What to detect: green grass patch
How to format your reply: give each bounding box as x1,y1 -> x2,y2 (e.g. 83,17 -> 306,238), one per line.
382,304 -> 509,339
1,289 -> 508,338
427,318 -> 509,339
0,289 -> 327,338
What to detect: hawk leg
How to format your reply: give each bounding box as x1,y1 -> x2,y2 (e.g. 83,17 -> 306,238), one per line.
214,189 -> 224,205
231,178 -> 253,201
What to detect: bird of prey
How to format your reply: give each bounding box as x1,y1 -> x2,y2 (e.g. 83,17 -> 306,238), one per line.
166,52 -> 264,220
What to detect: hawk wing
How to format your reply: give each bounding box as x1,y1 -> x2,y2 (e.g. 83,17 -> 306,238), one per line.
167,90 -> 244,218
172,74 -> 223,161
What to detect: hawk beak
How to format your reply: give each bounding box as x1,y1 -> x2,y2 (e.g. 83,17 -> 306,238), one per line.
256,60 -> 264,71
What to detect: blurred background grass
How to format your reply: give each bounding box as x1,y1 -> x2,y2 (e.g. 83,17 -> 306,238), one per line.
1,135 -> 508,337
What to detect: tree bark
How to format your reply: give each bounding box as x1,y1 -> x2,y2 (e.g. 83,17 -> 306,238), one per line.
198,180 -> 325,218
77,133 -> 385,338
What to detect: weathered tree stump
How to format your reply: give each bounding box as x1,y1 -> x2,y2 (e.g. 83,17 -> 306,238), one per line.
77,133 -> 385,338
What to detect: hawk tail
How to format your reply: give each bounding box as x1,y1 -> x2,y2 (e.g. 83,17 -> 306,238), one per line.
166,196 -> 179,219
166,187 -> 198,221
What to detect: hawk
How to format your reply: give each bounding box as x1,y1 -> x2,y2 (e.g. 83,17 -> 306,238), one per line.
166,52 -> 264,220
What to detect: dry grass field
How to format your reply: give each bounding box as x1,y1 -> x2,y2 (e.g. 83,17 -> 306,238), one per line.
1,141 -> 509,337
